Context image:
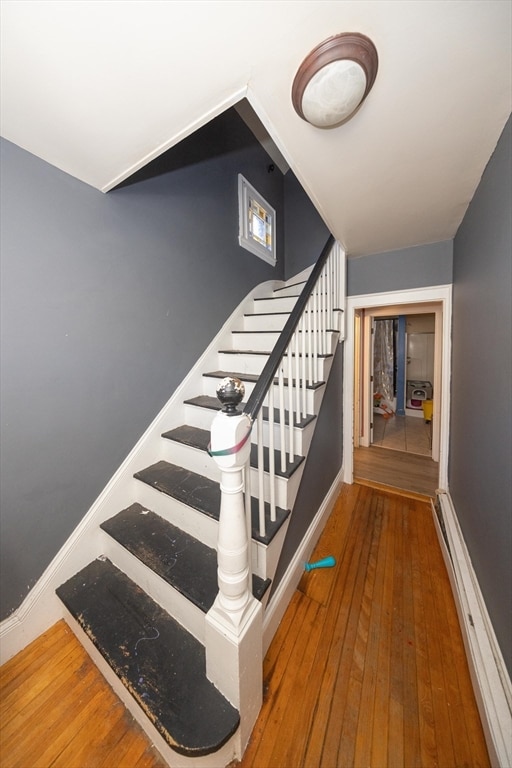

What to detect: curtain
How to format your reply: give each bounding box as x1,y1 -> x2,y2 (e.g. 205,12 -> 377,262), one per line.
374,319 -> 394,401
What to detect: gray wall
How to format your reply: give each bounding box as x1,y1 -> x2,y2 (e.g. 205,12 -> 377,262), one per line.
283,172 -> 331,280
347,240 -> 453,296
0,110 -> 296,619
450,116 -> 511,677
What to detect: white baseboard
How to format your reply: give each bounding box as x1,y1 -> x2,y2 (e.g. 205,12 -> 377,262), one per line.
262,466 -> 343,654
433,492 -> 512,768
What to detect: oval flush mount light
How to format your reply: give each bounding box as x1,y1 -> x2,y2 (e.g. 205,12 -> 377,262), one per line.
292,33 -> 378,128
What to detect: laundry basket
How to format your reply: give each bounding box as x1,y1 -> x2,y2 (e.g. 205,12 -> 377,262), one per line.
422,399 -> 433,422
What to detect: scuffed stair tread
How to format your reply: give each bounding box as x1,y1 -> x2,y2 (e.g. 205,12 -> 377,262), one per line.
183,395 -> 316,428
101,503 -> 218,612
101,504 -> 270,608
134,461 -> 220,519
56,558 -> 240,757
162,426 -> 305,478
134,461 -> 289,544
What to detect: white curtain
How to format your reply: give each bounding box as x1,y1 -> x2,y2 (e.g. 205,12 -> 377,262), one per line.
374,319 -> 394,401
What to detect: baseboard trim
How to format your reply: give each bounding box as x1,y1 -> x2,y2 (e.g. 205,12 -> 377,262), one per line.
433,491 -> 512,768
262,465 -> 343,654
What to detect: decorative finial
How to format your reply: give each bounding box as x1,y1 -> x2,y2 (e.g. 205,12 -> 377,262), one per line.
216,377 -> 245,416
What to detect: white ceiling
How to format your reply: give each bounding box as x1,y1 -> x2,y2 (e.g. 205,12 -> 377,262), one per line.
1,0 -> 511,257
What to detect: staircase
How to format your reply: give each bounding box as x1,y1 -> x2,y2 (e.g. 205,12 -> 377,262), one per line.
54,237 -> 344,767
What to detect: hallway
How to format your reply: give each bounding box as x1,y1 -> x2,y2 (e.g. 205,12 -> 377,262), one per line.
238,483 -> 489,767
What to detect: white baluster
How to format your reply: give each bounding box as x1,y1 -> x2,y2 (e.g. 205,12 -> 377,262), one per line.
268,386 -> 276,522
257,409 -> 265,538
279,365 -> 286,473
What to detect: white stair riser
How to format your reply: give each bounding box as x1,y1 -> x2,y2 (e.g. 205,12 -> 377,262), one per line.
100,530 -> 206,644
183,403 -> 219,431
252,519 -> 291,581
134,481 -> 220,550
230,331 -> 280,351
243,313 -> 290,332
253,418 -> 315,456
218,352 -> 269,375
253,296 -> 298,313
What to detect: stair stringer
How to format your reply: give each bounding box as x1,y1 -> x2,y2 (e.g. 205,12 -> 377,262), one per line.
0,278 -> 285,665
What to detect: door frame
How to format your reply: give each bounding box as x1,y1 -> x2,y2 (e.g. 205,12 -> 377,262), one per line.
343,284 -> 452,491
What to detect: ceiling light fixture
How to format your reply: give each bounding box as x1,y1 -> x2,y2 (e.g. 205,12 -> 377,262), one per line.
292,32 -> 378,128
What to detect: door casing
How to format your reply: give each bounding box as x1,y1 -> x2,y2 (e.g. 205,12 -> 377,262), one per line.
343,284 -> 452,491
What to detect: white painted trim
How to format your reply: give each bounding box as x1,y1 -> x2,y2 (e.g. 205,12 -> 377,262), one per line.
434,492 -> 512,768
262,466 -> 343,654
343,284 -> 452,491
0,278 -> 285,665
102,86 -> 249,192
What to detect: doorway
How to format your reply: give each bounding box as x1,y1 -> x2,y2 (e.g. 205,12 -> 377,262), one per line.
344,285 -> 452,497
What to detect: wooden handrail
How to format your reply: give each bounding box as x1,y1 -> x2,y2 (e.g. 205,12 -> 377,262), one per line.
243,234 -> 336,424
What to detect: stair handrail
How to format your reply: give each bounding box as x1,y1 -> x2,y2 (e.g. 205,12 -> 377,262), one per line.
243,234 -> 336,424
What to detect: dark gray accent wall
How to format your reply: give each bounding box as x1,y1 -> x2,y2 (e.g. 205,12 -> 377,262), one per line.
347,240 -> 453,296
0,114 -> 288,619
450,116 -> 512,677
284,172 -> 331,280
271,341 -> 343,596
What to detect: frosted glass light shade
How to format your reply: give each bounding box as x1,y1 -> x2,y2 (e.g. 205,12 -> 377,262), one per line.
301,60 -> 367,128
292,33 -> 378,128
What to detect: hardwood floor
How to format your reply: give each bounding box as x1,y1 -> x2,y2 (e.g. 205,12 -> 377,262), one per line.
354,445 -> 439,498
0,621 -> 167,768
238,483 -> 489,768
1,484 -> 489,768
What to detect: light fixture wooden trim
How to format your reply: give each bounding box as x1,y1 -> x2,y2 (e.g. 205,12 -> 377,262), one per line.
292,32 -> 379,127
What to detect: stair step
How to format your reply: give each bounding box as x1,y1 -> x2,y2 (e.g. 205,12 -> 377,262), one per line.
134,461 -> 289,545
101,503 -> 270,606
162,426 -> 305,478
183,394 -> 316,428
203,369 -> 325,389
56,558 -> 240,757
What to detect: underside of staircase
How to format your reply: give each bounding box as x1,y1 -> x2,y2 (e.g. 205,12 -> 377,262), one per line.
53,263 -> 342,766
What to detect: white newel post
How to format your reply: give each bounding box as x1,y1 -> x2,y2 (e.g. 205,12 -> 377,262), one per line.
205,377 -> 263,753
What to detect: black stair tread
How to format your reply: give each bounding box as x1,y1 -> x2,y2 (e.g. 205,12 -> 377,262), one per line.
273,281 -> 306,293
162,424 -> 211,453
183,395 -> 316,429
100,503 -> 218,612
134,461 -> 290,543
134,461 -> 221,519
162,426 -> 304,478
203,370 -> 325,390
101,503 -> 270,610
244,311 -> 290,317
56,558 -> 240,757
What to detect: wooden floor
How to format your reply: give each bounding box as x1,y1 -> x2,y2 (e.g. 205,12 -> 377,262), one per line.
0,621 -> 167,768
1,484 -> 489,768
238,483 -> 489,768
354,444 -> 439,498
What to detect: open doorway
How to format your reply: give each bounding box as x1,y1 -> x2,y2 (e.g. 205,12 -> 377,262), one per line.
344,286 -> 452,497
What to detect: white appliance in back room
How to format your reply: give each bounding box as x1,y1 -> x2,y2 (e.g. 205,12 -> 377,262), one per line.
406,314 -> 435,414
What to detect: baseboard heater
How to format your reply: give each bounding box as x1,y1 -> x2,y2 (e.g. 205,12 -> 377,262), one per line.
432,491 -> 511,768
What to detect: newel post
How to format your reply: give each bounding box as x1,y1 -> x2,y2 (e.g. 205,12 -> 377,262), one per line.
205,377 -> 263,752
